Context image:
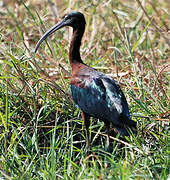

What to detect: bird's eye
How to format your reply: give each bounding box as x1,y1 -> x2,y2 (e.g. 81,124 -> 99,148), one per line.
65,15 -> 71,20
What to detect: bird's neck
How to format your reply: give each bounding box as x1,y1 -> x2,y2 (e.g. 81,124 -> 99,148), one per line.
69,27 -> 84,67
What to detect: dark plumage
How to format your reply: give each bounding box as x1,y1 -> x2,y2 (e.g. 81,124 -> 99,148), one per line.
34,11 -> 136,148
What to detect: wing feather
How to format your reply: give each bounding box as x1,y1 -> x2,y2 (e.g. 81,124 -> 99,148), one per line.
70,73 -> 136,135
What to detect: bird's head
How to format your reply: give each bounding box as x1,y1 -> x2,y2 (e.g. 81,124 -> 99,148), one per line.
34,11 -> 86,53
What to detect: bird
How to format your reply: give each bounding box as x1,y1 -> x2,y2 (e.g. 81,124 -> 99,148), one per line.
34,11 -> 136,149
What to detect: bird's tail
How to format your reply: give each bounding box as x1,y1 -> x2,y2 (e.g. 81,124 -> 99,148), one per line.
116,114 -> 137,136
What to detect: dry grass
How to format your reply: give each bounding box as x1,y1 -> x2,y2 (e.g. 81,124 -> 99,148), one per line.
0,0 -> 169,179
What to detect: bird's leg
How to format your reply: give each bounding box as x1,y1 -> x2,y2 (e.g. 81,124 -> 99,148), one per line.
106,123 -> 110,148
105,121 -> 112,152
81,111 -> 90,149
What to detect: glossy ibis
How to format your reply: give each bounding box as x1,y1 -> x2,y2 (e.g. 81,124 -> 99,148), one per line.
34,12 -> 136,149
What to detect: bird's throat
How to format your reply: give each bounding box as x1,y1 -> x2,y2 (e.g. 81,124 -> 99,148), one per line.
69,28 -> 84,66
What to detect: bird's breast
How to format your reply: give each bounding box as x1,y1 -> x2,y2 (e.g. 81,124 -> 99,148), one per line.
70,73 -> 93,89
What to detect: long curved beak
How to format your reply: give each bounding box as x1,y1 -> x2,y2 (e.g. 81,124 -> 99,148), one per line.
34,18 -> 67,53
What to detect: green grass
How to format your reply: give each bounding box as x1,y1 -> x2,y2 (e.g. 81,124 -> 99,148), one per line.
0,0 -> 169,179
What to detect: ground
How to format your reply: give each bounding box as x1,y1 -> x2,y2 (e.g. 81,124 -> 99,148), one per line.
0,0 -> 169,179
